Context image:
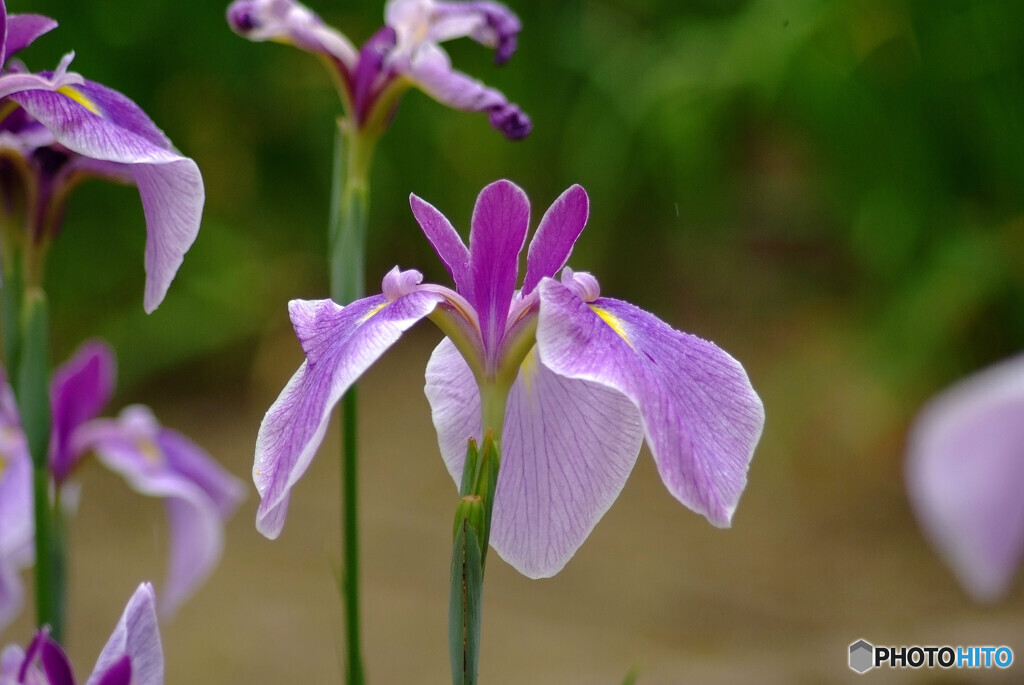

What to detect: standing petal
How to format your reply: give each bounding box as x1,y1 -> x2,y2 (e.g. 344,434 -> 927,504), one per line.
4,14 -> 58,60
83,583 -> 162,685
906,354 -> 1024,601
522,185 -> 588,295
255,288 -> 444,538
409,193 -> 470,293
10,81 -> 203,313
466,180 -> 529,356
425,338 -> 646,577
49,340 -> 115,483
536,278 -> 764,527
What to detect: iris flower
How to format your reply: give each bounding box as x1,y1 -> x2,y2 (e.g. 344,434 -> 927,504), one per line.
0,380 -> 31,634
0,3 -> 204,312
1,342 -> 245,617
0,583 -> 162,685
906,353 -> 1024,602
255,180 -> 765,577
226,0 -> 531,139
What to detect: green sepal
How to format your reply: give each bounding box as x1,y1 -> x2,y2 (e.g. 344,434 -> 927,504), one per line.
15,288 -> 50,465
449,518 -> 483,685
453,495 -> 485,546
473,431 -> 500,566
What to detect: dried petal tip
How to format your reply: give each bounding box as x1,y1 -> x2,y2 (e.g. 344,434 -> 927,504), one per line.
382,267 -> 424,301
226,2 -> 259,33
487,102 -> 531,140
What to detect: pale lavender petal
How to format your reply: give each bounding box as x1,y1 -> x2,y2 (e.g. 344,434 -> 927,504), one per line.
77,408 -> 227,616
40,642 -> 74,685
5,14 -> 58,59
522,185 -> 588,295
255,290 -> 444,538
84,583 -> 162,685
48,340 -> 115,483
0,390 -> 32,633
906,354 -> 1024,601
467,179 -> 529,356
156,429 -> 245,520
425,338 -> 646,577
11,82 -> 204,313
409,194 -> 470,292
401,43 -> 530,139
226,0 -> 358,70
2,644 -> 25,679
536,278 -> 764,527
386,0 -> 521,63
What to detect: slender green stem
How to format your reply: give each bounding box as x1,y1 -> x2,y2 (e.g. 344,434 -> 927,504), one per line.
328,119 -> 376,685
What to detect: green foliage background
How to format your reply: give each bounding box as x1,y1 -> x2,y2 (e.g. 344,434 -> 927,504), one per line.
19,0 -> 1024,403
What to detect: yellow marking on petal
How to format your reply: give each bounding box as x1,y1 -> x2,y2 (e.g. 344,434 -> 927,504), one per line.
361,302 -> 387,323
0,454 -> 6,481
57,86 -> 101,115
0,101 -> 19,127
519,346 -> 538,393
137,439 -> 163,465
590,305 -> 632,347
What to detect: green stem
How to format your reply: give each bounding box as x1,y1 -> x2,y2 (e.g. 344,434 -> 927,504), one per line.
13,289 -> 63,641
328,119 -> 376,685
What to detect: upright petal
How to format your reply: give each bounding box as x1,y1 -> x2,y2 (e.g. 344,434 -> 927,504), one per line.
4,14 -> 58,60
400,43 -> 531,139
11,81 -> 204,312
255,289 -> 443,538
49,340 -> 115,483
906,354 -> 1024,601
40,642 -> 74,685
75,408 -> 230,616
425,338 -> 646,577
536,278 -> 764,527
522,185 -> 589,295
466,180 -> 529,356
84,583 -> 162,685
409,193 -> 470,293
226,0 -> 358,69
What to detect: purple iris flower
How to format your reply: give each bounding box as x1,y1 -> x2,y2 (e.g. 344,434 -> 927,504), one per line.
0,583 -> 163,685
255,180 -> 765,577
226,0 -> 531,139
0,3 -> 204,312
906,353 -> 1024,602
0,380 -> 32,634
2,342 -> 245,617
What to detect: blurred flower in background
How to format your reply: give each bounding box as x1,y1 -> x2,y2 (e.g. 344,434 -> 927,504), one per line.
906,353 -> 1024,602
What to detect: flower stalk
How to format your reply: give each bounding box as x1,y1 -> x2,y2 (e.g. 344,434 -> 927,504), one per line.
328,120 -> 372,685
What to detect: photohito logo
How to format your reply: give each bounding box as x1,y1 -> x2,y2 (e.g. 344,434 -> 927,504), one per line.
848,639 -> 1014,674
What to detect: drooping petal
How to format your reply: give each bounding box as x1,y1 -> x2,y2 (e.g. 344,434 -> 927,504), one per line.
522,185 -> 589,295
400,43 -> 531,139
75,408 -> 230,616
83,583 -> 162,685
906,354 -> 1024,602
48,340 -> 115,483
409,193 -> 470,293
536,278 -> 764,527
385,0 -> 521,64
226,0 -> 358,70
425,338 -> 646,577
155,429 -> 245,520
466,179 -> 529,356
4,14 -> 58,60
10,81 -> 204,312
255,288 -> 444,538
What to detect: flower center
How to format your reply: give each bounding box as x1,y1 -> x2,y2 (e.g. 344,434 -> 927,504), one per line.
136,438 -> 164,466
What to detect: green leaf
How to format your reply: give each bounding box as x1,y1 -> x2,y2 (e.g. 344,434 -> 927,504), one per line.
449,519 -> 484,685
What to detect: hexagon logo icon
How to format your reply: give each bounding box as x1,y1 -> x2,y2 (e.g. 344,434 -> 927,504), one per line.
849,639 -> 874,674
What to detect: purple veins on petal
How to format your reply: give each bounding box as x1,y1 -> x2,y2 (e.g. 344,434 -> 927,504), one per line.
906,353 -> 1024,602
522,184 -> 588,294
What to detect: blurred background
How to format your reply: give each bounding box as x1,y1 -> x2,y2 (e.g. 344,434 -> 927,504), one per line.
6,0 -> 1024,682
